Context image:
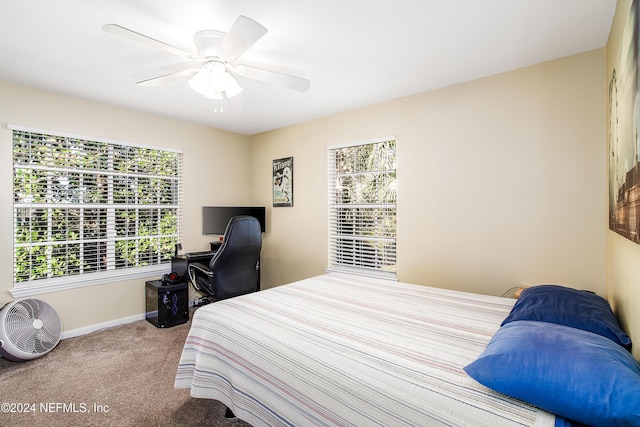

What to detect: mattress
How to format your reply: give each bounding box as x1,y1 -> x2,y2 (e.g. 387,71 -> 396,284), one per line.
175,273 -> 556,426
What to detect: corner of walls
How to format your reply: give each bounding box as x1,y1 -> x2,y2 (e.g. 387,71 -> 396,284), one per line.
607,232 -> 640,361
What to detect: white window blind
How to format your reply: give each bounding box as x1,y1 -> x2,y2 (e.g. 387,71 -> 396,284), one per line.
327,137 -> 397,279
11,125 -> 182,295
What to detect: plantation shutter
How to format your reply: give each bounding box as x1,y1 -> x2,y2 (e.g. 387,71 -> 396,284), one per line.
11,125 -> 182,296
327,136 -> 397,279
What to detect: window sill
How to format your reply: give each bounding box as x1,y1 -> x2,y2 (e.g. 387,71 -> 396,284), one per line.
10,265 -> 170,298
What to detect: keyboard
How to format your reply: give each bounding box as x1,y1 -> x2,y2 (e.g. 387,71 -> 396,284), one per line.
184,251 -> 215,258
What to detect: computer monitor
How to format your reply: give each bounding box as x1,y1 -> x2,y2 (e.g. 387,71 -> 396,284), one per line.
202,206 -> 266,234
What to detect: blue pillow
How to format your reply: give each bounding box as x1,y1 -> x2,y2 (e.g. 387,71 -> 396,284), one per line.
464,321 -> 640,426
502,285 -> 632,350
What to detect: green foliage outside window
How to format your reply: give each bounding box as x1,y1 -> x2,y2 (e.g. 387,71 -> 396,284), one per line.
330,139 -> 397,274
13,130 -> 181,284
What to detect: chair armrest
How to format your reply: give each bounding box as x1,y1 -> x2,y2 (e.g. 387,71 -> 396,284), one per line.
188,262 -> 213,277
188,262 -> 214,293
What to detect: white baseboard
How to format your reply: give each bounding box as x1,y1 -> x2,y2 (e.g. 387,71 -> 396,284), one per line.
61,313 -> 146,340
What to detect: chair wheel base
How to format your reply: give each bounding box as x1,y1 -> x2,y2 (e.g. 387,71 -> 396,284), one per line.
192,297 -> 212,308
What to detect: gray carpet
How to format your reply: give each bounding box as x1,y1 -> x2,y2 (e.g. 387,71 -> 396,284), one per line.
0,316 -> 252,427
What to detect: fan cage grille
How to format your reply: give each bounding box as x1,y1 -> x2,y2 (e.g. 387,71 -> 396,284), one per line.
4,299 -> 62,355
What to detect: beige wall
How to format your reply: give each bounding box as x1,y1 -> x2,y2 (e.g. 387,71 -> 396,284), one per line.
0,81 -> 250,332
252,49 -> 607,299
606,0 -> 640,360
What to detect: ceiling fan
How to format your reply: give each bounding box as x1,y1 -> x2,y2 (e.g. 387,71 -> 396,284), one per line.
102,15 -> 310,107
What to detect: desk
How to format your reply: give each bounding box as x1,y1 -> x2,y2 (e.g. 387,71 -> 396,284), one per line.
171,252 -> 216,282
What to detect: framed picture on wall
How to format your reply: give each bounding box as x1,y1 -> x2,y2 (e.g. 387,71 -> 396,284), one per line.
273,157 -> 293,207
609,0 -> 640,245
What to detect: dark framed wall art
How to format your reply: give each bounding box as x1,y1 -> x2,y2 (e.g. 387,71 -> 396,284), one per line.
609,0 -> 640,245
273,157 -> 293,207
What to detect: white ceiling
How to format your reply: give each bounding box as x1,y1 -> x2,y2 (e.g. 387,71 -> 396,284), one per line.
0,0 -> 616,136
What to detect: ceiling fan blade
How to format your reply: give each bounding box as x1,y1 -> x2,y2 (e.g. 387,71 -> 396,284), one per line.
133,62 -> 200,87
102,24 -> 197,60
137,68 -> 199,87
219,16 -> 267,62
237,65 -> 311,92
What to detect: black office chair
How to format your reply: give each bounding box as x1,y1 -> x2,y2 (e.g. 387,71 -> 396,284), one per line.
188,215 -> 262,302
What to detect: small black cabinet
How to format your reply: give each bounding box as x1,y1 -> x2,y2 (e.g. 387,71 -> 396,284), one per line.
145,280 -> 189,328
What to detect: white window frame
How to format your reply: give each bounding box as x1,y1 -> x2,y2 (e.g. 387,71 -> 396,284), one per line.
10,124 -> 182,297
327,136 -> 397,279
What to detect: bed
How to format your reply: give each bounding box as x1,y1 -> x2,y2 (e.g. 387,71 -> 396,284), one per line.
175,273 -> 640,427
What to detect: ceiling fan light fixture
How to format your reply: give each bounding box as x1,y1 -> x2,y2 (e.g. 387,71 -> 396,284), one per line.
188,60 -> 243,100
222,72 -> 243,98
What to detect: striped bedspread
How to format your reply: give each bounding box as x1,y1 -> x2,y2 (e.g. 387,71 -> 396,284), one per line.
175,273 -> 556,427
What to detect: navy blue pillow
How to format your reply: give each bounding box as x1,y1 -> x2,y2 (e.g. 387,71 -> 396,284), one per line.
464,321 -> 640,426
501,285 -> 631,350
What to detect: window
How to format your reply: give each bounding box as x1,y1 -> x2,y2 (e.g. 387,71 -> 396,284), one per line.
11,125 -> 182,296
327,136 -> 397,279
